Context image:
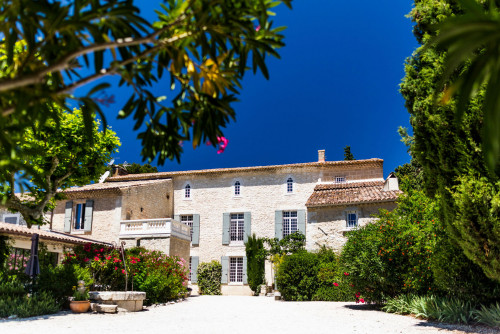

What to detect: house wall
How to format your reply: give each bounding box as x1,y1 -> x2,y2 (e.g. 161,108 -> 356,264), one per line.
121,180 -> 173,220
52,194 -> 122,244
174,163 -> 385,295
306,202 -> 397,252
0,209 -> 27,226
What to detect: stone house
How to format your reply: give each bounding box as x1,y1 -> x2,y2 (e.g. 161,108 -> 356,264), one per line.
80,149 -> 401,295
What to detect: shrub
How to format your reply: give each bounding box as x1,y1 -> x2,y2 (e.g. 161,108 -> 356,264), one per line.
313,250 -> 354,301
474,303 -> 500,328
197,261 -> 222,295
37,264 -> 78,307
245,234 -> 266,295
276,251 -> 319,301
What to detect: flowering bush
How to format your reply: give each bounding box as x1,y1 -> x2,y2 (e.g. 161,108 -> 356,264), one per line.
197,261 -> 222,295
63,244 -> 188,305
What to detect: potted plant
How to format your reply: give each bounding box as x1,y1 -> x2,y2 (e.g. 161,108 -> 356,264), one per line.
69,280 -> 90,313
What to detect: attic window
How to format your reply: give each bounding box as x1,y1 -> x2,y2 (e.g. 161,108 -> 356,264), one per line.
234,181 -> 241,196
287,178 -> 294,193
184,184 -> 191,199
335,176 -> 346,184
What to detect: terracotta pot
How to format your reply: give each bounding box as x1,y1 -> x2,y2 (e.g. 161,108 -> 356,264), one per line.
69,300 -> 90,313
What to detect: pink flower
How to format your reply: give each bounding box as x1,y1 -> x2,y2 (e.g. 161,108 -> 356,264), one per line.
122,269 -> 126,274
344,272 -> 349,276
359,298 -> 365,303
94,256 -> 99,261
333,282 -> 339,287
84,258 -> 89,262
115,267 -> 118,271
255,25 -> 261,32
216,136 -> 228,154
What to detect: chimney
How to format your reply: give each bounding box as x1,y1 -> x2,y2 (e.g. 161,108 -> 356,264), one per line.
111,165 -> 129,177
318,149 -> 325,163
383,172 -> 399,191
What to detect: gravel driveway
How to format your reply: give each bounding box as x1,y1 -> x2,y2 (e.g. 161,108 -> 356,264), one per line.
1,296 -> 498,334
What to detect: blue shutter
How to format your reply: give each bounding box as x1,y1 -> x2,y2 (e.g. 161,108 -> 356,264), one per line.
191,256 -> 199,283
222,213 -> 230,245
83,200 -> 93,232
221,256 -> 229,283
297,209 -> 306,235
275,210 -> 283,240
192,214 -> 200,245
64,201 -> 73,232
243,256 -> 248,284
243,212 -> 251,243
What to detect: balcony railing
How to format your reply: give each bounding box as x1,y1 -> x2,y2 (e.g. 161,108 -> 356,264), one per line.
119,218 -> 190,241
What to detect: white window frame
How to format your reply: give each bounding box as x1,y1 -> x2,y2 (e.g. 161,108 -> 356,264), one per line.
181,215 -> 194,241
286,177 -> 294,194
229,213 -> 245,244
335,176 -> 346,184
283,211 -> 298,238
229,257 -> 244,284
184,183 -> 192,199
189,256 -> 192,282
2,213 -> 21,225
233,180 -> 241,197
346,210 -> 358,228
73,202 -> 86,231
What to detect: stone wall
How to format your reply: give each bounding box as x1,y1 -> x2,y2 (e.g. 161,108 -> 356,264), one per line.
169,236 -> 190,261
306,202 -> 397,252
51,194 -> 122,244
121,180 -> 173,220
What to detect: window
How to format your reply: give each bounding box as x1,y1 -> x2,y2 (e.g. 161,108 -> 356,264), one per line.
2,213 -> 20,225
181,215 -> 194,241
189,257 -> 192,281
230,213 -> 244,242
283,211 -> 298,237
184,184 -> 191,199
287,177 -> 293,193
346,211 -> 358,228
234,181 -> 241,196
335,176 -> 346,183
229,257 -> 243,283
73,203 -> 86,230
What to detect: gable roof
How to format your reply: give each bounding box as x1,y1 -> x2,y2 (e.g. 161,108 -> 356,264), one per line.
61,179 -> 170,198
0,222 -> 110,245
106,158 -> 384,182
306,181 -> 402,208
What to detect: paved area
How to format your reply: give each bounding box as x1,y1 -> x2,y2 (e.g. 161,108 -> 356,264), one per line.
0,296 -> 498,334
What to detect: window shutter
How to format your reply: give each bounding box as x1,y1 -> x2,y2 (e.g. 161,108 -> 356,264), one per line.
297,209 -> 306,235
64,201 -> 73,232
222,213 -> 230,245
243,212 -> 251,243
243,256 -> 248,284
275,210 -> 283,240
84,200 -> 94,232
221,256 -> 229,283
191,256 -> 199,283
174,215 -> 180,222
192,214 -> 200,245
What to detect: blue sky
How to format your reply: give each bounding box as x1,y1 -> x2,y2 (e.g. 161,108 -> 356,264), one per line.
99,1 -> 418,177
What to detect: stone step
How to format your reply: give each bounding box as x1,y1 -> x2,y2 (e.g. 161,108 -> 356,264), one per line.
91,303 -> 118,314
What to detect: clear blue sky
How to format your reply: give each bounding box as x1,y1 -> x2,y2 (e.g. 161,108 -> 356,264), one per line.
99,1 -> 417,177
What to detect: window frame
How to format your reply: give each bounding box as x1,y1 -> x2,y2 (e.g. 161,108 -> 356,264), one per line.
286,177 -> 294,194
73,202 -> 86,231
229,213 -> 245,244
234,180 -> 241,197
229,257 -> 244,284
181,214 -> 194,241
282,211 -> 298,238
335,176 -> 346,184
184,183 -> 191,199
2,213 -> 21,225
346,210 -> 358,228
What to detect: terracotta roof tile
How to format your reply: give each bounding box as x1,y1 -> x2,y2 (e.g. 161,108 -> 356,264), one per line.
306,181 -> 402,207
61,179 -> 170,196
0,222 -> 111,245
107,158 -> 384,182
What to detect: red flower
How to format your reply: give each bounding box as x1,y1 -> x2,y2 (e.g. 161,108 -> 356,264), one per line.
359,298 -> 365,303
84,258 -> 89,262
94,256 -> 99,261
115,267 -> 118,270
122,269 -> 126,274
333,282 -> 339,287
344,272 -> 349,276
106,256 -> 111,260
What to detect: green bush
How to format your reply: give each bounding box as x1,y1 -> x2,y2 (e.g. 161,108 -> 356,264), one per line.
197,261 -> 222,295
313,250 -> 354,301
245,234 -> 266,295
276,251 -> 319,301
37,264 -> 78,307
0,279 -> 60,318
474,303 -> 500,328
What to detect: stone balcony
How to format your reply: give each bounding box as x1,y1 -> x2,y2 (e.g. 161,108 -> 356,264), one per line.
119,218 -> 191,241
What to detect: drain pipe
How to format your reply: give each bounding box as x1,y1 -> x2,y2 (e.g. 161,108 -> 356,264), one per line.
120,241 -> 128,292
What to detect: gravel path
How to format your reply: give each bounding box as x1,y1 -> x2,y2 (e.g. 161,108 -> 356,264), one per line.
1,296 -> 498,334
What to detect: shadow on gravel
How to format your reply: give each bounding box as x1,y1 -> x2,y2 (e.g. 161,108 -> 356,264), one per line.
343,304 -> 381,311
0,311 -> 75,323
415,321 -> 499,334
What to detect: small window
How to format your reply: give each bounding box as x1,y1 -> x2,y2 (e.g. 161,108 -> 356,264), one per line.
229,257 -> 243,283
287,178 -> 294,193
234,181 -> 241,196
346,211 -> 358,228
283,211 -> 298,237
2,213 -> 20,225
230,213 -> 244,242
181,215 -> 194,241
184,184 -> 191,199
73,203 -> 86,230
335,176 -> 346,184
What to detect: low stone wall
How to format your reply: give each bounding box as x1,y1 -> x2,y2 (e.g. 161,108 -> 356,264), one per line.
89,291 -> 146,312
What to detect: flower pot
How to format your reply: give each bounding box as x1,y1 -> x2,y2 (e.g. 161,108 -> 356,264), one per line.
70,300 -> 90,313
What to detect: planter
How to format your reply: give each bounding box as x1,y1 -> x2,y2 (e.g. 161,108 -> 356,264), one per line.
69,300 -> 91,313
